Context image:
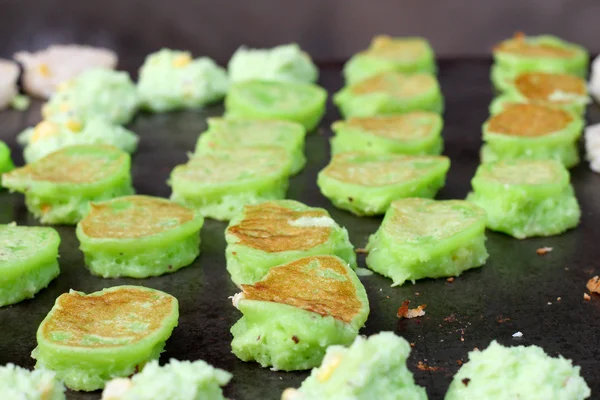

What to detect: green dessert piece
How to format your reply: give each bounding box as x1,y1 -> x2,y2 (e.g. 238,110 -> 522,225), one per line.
445,341 -> 591,400
195,117 -> 307,175
42,68 -> 139,125
334,71 -> 443,118
344,35 -> 436,85
170,147 -> 293,221
231,255 -> 369,371
481,103 -> 583,168
0,364 -> 65,400
489,71 -> 589,115
228,43 -> 318,84
33,285 -> 179,391
225,200 -> 356,286
317,152 -> 450,216
281,332 -> 427,400
76,195 -> 203,278
0,140 -> 14,186
18,118 -> 139,164
466,159 -> 580,239
137,49 -> 228,112
0,224 -> 60,307
225,80 -> 327,131
492,33 -> 589,92
3,145 -> 134,225
101,359 -> 231,400
330,112 -> 443,156
366,198 -> 488,286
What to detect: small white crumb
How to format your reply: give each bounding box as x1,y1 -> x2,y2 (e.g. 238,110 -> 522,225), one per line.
354,268 -> 373,276
557,297 -> 562,301
289,216 -> 336,228
229,293 -> 245,308
585,123 -> 600,173
379,288 -> 383,292
512,331 -> 523,338
548,302 -> 552,305
536,247 -> 553,255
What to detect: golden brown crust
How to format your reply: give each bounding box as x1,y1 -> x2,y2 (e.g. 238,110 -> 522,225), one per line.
487,103 -> 572,137
241,255 -> 361,323
5,145 -> 125,184
346,112 -> 436,140
366,35 -> 428,60
351,72 -> 434,97
227,203 -> 331,252
494,33 -> 576,58
42,287 -> 175,348
80,196 -> 194,239
515,72 -> 586,102
587,276 -> 600,294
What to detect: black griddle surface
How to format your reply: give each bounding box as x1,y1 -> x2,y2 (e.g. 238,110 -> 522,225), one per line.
1,60 -> 600,399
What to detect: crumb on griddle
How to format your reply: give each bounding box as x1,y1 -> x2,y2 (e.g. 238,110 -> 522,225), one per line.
587,276 -> 600,294
536,247 -> 553,255
397,300 -> 426,319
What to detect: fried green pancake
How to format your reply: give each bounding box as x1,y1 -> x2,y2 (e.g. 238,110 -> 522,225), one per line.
482,103 -> 583,168
366,198 -> 488,286
195,118 -> 307,174
170,147 -> 293,221
491,33 -> 589,92
317,152 -> 450,216
101,359 -> 231,400
42,68 -> 139,125
18,118 -> 139,164
2,145 -> 133,224
281,332 -> 427,400
225,200 -> 356,286
445,341 -> 590,400
490,72 -> 589,115
33,285 -> 179,391
76,195 -> 203,278
231,255 -> 369,371
0,364 -> 65,400
0,224 -> 60,307
225,80 -> 327,131
343,35 -> 436,84
330,112 -> 443,155
334,71 -> 443,118
228,43 -> 318,84
0,140 -> 14,187
467,160 -> 580,239
137,49 -> 228,112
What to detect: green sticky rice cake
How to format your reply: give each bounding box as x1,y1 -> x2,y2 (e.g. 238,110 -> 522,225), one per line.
317,152 -> 450,216
445,341 -> 590,400
489,71 -> 589,115
231,255 -> 369,371
492,33 -> 589,92
467,159 -> 580,239
334,71 -> 443,118
281,332 -> 427,400
225,200 -> 356,286
42,68 -> 139,125
0,140 -> 14,185
481,103 -> 583,168
225,80 -> 327,131
195,117 -> 306,174
32,285 -> 179,391
0,224 -> 60,307
101,359 -> 231,400
330,112 -> 443,156
170,147 -> 293,221
0,364 -> 65,400
76,195 -> 203,278
366,198 -> 488,286
3,145 -> 134,225
18,118 -> 139,164
137,49 -> 228,112
344,35 -> 436,85
228,43 -> 318,84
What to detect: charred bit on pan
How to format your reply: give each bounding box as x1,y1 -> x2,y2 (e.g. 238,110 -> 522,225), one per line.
397,300 -> 426,319
536,247 -> 553,255
462,378 -> 471,387
291,335 -> 299,344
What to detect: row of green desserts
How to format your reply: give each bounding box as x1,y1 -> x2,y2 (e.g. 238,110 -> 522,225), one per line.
2,326 -> 591,399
